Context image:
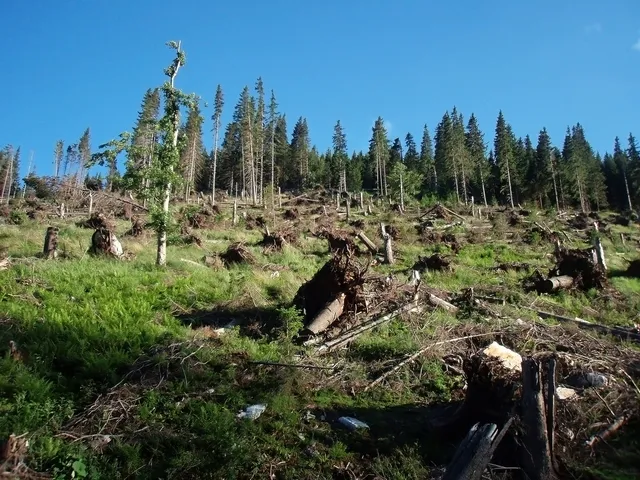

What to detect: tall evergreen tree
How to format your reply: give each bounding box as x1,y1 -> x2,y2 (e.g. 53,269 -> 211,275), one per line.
612,136 -> 633,210
180,102 -> 205,200
268,90 -> 278,208
465,114 -> 488,206
534,128 -> 556,209
404,133 -> 419,172
332,120 -> 348,191
290,117 -> 310,189
368,117 -> 389,195
434,112 -> 455,199
419,124 -> 436,194
627,133 -> 640,204
494,111 -> 515,208
210,84 -> 224,204
389,138 -> 402,167
451,108 -> 470,203
129,88 -> 161,200
254,78 -> 265,203
274,115 -> 290,188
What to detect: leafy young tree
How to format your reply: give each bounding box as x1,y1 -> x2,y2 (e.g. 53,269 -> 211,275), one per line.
389,161 -> 423,202
90,133 -> 131,192
122,40 -> 197,265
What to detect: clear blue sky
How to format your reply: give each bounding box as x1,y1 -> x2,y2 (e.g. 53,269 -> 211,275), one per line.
4,0 -> 640,179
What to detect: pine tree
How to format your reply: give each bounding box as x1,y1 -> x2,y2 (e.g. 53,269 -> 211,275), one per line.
451,108 -> 470,204
332,120 -> 348,191
521,135 -> 537,204
368,118 -> 389,195
434,112 -> 454,199
346,151 -> 364,192
494,111 -> 515,208
129,88 -> 161,200
612,136 -> 633,211
10,147 -> 20,197
268,90 -> 278,209
64,144 -> 78,178
404,133 -> 419,172
389,138 -> 402,168
534,128 -> 556,210
290,117 -> 310,189
210,84 -> 224,204
54,140 -> 64,179
180,102 -> 205,200
308,146 -> 325,187
254,78 -> 265,203
0,145 -> 13,203
274,115 -> 290,188
419,124 -> 436,194
627,133 -> 640,204
465,114 -> 488,206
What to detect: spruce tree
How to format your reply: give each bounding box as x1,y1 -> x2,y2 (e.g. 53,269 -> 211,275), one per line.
180,102 -> 205,200
290,117 -> 310,189
332,120 -> 348,191
368,118 -> 390,195
210,84 -> 224,204
465,114 -> 488,206
627,133 -> 640,204
404,133 -> 419,172
419,124 -> 436,194
268,90 -> 278,209
434,112 -> 454,199
78,128 -> 91,187
129,88 -> 161,199
274,115 -> 290,188
494,111 -> 515,208
451,108 -> 469,204
613,136 -> 633,210
534,128 -> 556,210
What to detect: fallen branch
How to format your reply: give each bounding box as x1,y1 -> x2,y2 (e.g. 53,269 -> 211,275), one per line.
429,293 -> 459,312
365,332 -> 499,391
357,231 -> 378,254
585,414 -> 631,448
315,302 -> 422,354
528,308 -> 640,343
249,361 -> 336,370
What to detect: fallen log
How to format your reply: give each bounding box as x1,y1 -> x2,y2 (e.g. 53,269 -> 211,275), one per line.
357,231 -> 378,255
543,275 -> 574,293
429,293 -> 459,313
304,293 -> 346,335
529,308 -> 640,343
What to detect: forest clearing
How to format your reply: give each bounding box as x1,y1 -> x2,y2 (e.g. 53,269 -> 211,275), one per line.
2,39 -> 640,480
1,190 -> 639,480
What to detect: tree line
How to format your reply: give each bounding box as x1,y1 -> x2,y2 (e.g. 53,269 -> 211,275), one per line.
4,54 -> 640,214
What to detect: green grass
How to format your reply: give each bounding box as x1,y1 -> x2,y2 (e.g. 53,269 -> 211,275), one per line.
1,207 -> 639,479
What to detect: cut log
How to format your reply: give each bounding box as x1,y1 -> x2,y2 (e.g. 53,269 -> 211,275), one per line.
520,357 -> 557,480
543,275 -> 574,293
357,231 -> 378,255
428,293 -> 458,313
359,191 -> 364,211
585,414 -> 631,448
232,200 -> 238,225
304,293 -> 346,335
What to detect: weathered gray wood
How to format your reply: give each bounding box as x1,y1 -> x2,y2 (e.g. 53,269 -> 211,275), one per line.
543,275 -> 574,292
521,357 -> 557,480
305,293 -> 346,335
357,232 -> 378,254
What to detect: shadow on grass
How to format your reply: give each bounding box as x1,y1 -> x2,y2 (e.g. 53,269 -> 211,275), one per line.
175,306 -> 287,339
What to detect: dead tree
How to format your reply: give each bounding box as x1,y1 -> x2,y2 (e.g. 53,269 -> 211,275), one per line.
43,227 -> 59,259
380,223 -> 394,264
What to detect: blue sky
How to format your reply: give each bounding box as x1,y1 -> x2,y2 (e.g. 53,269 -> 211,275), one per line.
3,0 -> 640,179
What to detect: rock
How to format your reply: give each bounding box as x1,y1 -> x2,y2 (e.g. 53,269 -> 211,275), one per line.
555,387 -> 577,400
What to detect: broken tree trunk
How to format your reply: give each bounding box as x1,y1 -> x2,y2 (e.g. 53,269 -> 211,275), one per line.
380,223 -> 394,264
88,192 -> 93,215
357,231 -> 378,255
520,357 -> 557,480
346,195 -> 351,221
442,419 -> 514,480
543,275 -> 574,293
428,293 -> 458,312
305,293 -> 346,335
359,191 -> 364,211
232,200 -> 238,225
43,227 -> 59,259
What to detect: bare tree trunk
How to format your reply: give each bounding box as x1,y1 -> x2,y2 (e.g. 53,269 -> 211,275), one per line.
479,166 -> 488,207
623,171 -> 633,211
506,159 -> 514,209
453,158 -> 460,204
399,169 -> 405,212
211,120 -> 220,206
550,157 -> 560,212
461,162 -> 468,205
271,122 -> 275,212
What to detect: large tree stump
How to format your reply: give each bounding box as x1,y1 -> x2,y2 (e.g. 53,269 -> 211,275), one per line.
43,226 -> 59,259
90,228 -> 123,258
